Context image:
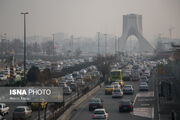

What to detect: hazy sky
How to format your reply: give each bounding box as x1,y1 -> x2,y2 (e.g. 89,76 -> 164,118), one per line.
0,0 -> 180,42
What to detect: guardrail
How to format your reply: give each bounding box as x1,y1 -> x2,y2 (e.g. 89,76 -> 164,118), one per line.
34,76 -> 102,120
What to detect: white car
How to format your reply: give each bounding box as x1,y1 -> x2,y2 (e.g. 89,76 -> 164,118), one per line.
123,85 -> 134,94
0,74 -> 7,81
111,82 -> 119,86
0,103 -> 9,116
112,88 -> 123,98
13,106 -> 32,120
92,108 -> 108,120
140,76 -> 148,83
114,84 -> 121,89
139,83 -> 148,91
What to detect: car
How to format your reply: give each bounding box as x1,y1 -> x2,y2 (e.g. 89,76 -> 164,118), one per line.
114,84 -> 121,89
140,82 -> 148,85
0,74 -> 7,81
139,83 -> 148,91
112,88 -> 123,98
123,85 -> 134,94
59,82 -> 68,88
92,108 -> 108,120
0,103 -> 9,116
122,71 -> 131,81
76,79 -> 85,86
0,115 -> 5,120
63,86 -> 72,95
140,76 -> 148,83
13,106 -> 32,120
105,85 -> 114,95
131,71 -> 140,81
65,74 -> 73,80
66,77 -> 75,83
72,71 -> 79,79
79,69 -> 87,75
119,99 -> 133,112
89,98 -> 103,111
2,69 -> 9,76
111,82 -> 120,86
144,70 -> 150,78
69,83 -> 77,91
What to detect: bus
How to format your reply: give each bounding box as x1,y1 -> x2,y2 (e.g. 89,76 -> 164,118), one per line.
110,70 -> 122,82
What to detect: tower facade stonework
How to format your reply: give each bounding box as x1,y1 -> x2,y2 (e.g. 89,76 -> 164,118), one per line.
119,14 -> 154,52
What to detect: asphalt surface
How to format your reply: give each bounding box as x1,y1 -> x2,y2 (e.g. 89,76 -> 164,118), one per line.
70,73 -> 156,120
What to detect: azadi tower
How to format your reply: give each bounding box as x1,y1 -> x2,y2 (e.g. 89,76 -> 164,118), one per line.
118,14 -> 154,52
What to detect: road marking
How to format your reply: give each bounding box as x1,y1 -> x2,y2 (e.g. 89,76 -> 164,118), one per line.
133,94 -> 137,106
152,107 -> 154,120
136,91 -> 154,97
132,107 -> 154,119
137,98 -> 155,102
140,104 -> 150,107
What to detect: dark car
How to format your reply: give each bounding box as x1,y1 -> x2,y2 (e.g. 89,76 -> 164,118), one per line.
69,83 -> 77,91
89,98 -> 103,111
119,99 -> 133,112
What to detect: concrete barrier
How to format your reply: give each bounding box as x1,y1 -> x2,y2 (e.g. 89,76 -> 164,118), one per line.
57,83 -> 103,120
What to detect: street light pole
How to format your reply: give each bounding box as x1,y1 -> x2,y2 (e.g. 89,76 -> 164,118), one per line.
115,36 -> 117,54
52,34 -> 55,57
97,32 -> 100,55
104,34 -> 107,56
21,12 -> 28,84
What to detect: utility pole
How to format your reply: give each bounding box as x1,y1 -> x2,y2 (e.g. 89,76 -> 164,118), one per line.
97,32 -> 100,54
71,35 -> 74,52
1,34 -> 5,55
117,37 -> 119,52
115,36 -> 117,54
104,34 -> 107,56
169,27 -> 175,41
21,12 -> 28,84
52,34 -> 55,56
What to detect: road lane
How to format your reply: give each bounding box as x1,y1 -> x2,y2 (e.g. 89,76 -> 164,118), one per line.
70,79 -> 155,120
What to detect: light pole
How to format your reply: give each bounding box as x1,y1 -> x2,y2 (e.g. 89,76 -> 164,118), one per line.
104,34 -> 107,56
21,12 -> 28,84
52,34 -> 55,56
97,32 -> 100,55
115,36 -> 117,54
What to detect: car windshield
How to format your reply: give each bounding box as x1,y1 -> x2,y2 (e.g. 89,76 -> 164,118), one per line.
106,86 -> 113,88
112,82 -> 119,85
94,110 -> 105,114
120,100 -> 131,105
114,89 -> 121,92
124,85 -> 131,88
14,108 -> 25,112
90,99 -> 101,103
0,105 -> 2,108
141,76 -> 147,79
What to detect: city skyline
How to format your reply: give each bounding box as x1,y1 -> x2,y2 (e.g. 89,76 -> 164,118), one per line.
0,0 -> 180,42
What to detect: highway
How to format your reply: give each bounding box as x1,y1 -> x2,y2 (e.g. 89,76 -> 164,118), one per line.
69,71 -> 156,120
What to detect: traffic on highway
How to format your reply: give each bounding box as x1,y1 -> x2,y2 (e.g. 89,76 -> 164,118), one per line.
1,1 -> 179,119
